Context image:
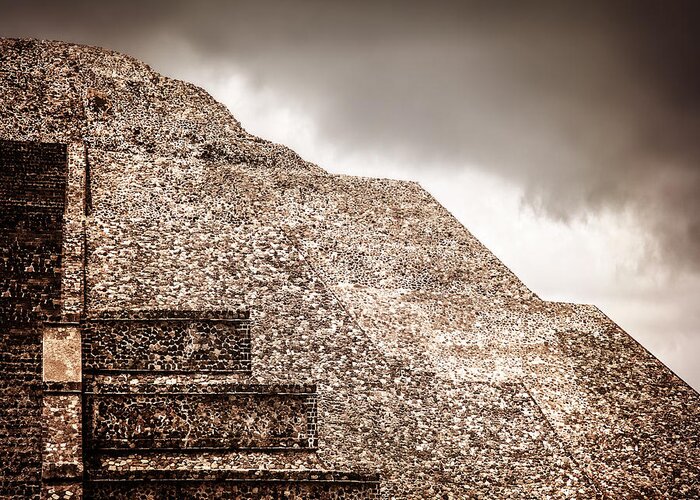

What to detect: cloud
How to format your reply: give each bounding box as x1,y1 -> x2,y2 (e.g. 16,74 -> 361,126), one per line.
2,0 -> 699,270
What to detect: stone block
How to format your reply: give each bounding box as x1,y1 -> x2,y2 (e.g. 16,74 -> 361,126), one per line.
43,326 -> 81,383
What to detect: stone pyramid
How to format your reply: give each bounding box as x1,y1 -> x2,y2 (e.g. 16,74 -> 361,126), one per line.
0,38 -> 698,499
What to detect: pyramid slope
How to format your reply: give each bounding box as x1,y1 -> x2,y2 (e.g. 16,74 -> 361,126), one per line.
0,38 -> 321,173
1,38 -> 699,498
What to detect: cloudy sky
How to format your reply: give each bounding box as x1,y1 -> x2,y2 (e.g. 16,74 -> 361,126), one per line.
2,0 -> 699,389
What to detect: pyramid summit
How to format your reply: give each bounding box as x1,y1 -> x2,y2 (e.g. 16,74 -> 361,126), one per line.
0,38 -> 698,499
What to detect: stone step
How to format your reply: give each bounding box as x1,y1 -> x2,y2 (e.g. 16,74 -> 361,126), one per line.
87,449 -> 324,474
82,310 -> 251,374
85,379 -> 317,452
84,470 -> 381,499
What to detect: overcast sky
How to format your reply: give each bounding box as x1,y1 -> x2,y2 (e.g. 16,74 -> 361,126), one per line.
2,0 -> 699,389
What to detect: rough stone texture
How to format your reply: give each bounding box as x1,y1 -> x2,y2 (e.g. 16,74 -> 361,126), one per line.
0,139 -> 67,499
85,383 -> 317,451
85,471 -> 381,499
79,308 -> 331,490
40,483 -> 82,500
0,38 -> 321,173
42,394 -> 82,479
83,315 -> 251,373
0,327 -> 43,500
59,142 -> 86,321
0,140 -> 66,323
43,325 -> 81,382
1,38 -> 699,498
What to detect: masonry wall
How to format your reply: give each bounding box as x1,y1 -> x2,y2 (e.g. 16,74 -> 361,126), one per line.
252,170 -> 700,497
84,150 -> 390,490
84,471 -> 381,499
83,153 -> 700,496
83,151 -> 598,497
0,140 -> 67,499
1,39 -> 699,498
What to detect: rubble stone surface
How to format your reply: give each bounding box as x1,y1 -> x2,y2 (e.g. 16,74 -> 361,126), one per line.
0,139 -> 66,498
0,38 -> 699,499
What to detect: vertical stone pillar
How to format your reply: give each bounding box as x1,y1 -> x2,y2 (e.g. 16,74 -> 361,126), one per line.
42,325 -> 83,498
41,142 -> 86,499
60,142 -> 87,322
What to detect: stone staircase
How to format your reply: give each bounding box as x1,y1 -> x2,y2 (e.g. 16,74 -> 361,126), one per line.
80,310 -> 380,498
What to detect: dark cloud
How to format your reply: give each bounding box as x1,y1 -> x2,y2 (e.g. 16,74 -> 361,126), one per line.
2,0 -> 700,269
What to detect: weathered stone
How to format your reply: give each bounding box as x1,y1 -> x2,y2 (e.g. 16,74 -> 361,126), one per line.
43,326 -> 81,382
0,37 -> 698,499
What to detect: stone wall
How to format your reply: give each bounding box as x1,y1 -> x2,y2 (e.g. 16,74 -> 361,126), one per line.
76,144 -> 700,497
233,169 -> 700,497
0,327 -> 43,499
0,140 -> 66,322
83,311 -> 251,373
0,140 -> 67,499
85,471 -> 381,499
85,383 -> 317,451
79,307 -> 375,496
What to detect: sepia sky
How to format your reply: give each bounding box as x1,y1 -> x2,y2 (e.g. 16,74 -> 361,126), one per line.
2,0 -> 699,389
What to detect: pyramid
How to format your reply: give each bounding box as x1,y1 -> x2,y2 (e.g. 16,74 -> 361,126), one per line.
0,38 -> 698,499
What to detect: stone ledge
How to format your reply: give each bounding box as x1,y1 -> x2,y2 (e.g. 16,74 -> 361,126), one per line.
87,469 -> 380,483
84,378 -> 315,395
83,315 -> 251,373
84,471 -> 381,500
85,385 -> 318,451
42,381 -> 82,394
85,308 -> 250,321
